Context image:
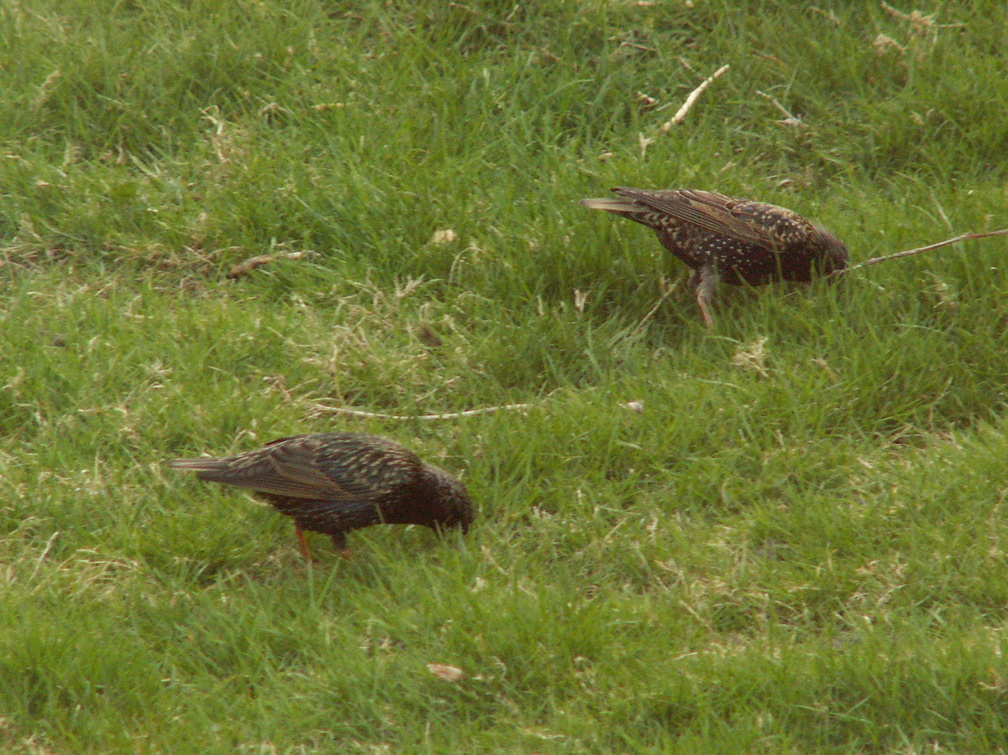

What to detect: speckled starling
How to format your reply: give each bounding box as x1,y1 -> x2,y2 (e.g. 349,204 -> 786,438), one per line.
165,432 -> 473,560
581,188 -> 849,327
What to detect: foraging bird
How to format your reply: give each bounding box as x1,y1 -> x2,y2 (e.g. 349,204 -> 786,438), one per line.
581,188 -> 849,327
165,432 -> 473,561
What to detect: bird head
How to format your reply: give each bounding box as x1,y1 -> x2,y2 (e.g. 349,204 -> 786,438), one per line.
426,466 -> 474,534
815,225 -> 850,274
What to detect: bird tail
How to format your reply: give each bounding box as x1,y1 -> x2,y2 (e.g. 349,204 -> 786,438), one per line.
163,456 -> 237,483
580,196 -> 647,213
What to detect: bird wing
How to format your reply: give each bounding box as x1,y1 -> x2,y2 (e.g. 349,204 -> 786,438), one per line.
611,188 -> 812,248
166,434 -> 420,501
257,436 -> 365,499
167,437 -> 363,500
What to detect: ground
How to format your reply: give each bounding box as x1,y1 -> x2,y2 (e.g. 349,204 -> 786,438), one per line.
1,1 -> 1007,752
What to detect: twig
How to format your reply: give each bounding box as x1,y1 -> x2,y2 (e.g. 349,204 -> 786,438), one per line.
637,132 -> 654,159
828,228 -> 1008,278
663,64 -> 730,130
809,6 -> 841,26
879,1 -> 960,27
310,403 -> 537,421
227,251 -> 310,279
879,1 -> 911,20
30,531 -> 60,581
630,279 -> 680,336
756,90 -> 804,127
873,33 -> 907,56
619,41 -> 658,54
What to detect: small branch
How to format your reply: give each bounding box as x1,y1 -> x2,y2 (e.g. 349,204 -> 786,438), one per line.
828,228 -> 1008,278
663,64 -> 730,130
630,279 -> 680,336
310,403 -> 537,421
880,1 -> 964,30
756,90 -> 804,127
809,7 -> 841,26
227,251 -> 311,279
30,531 -> 60,581
880,1 -> 914,21
619,41 -> 657,54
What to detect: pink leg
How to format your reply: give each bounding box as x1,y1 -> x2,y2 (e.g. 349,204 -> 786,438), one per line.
691,264 -> 719,328
295,524 -> 314,563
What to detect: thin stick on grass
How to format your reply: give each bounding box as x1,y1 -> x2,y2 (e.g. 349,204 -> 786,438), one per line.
630,279 -> 681,336
827,228 -> 1008,278
310,403 -> 537,421
879,1 -> 963,29
227,251 -> 311,279
662,64 -> 730,130
30,531 -> 60,581
756,90 -> 804,127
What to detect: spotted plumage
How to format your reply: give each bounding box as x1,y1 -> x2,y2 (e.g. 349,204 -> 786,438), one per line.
165,432 -> 473,560
581,188 -> 849,327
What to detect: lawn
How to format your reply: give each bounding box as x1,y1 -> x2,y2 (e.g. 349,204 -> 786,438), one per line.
2,0 -> 1008,752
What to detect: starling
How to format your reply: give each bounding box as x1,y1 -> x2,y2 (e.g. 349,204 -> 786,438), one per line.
165,432 -> 473,561
581,188 -> 849,327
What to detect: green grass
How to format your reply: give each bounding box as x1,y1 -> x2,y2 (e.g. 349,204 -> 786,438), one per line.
3,0 -> 1008,751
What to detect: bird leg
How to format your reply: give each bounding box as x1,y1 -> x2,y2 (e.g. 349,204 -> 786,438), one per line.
294,523 -> 315,563
689,264 -> 719,328
331,533 -> 353,561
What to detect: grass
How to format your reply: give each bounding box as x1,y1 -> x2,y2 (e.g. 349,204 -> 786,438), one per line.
2,0 -> 1008,751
